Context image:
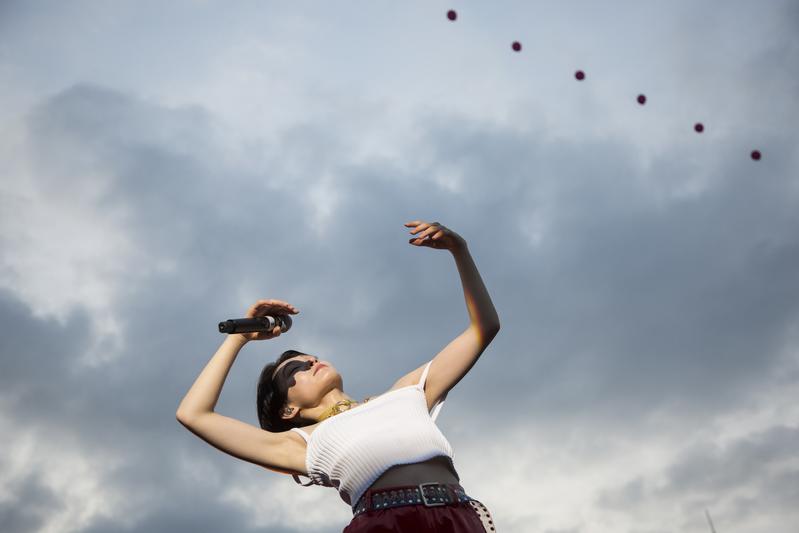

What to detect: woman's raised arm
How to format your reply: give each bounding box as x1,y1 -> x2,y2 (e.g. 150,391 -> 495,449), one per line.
176,335 -> 249,420
175,298 -> 298,419
177,410 -> 306,476
175,298 -> 303,475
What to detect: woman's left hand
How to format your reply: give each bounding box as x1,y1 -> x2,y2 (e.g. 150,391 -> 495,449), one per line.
234,299 -> 299,342
405,220 -> 466,252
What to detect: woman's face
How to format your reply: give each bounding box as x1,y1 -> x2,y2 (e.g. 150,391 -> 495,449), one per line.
273,355 -> 341,413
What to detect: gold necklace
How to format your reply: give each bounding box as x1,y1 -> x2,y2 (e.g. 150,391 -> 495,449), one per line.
318,397 -> 371,422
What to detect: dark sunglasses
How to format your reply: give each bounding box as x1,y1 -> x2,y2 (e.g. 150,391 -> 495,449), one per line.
272,358 -> 318,389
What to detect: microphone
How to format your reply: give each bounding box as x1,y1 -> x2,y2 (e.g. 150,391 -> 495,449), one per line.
218,314 -> 293,334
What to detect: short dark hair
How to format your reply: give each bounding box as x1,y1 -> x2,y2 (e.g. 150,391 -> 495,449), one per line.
256,349 -> 317,433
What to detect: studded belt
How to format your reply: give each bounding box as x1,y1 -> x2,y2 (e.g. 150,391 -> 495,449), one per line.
352,482 -> 474,518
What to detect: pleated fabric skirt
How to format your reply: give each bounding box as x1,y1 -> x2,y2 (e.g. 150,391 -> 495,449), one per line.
343,488 -> 496,532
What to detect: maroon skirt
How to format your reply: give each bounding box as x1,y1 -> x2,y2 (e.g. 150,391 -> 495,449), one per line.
343,485 -> 495,532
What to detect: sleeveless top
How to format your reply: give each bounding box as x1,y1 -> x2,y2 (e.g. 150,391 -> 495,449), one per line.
289,360 -> 456,509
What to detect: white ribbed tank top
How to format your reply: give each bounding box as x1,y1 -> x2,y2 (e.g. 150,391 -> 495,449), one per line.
289,360 -> 455,508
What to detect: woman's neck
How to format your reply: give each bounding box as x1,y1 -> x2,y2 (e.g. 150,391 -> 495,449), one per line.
309,389 -> 359,422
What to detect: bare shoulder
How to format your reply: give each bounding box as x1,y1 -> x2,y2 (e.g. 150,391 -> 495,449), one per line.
388,362 -> 428,391
391,326 -> 498,413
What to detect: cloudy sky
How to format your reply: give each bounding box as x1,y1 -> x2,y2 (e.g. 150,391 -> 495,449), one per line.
1,1 -> 798,532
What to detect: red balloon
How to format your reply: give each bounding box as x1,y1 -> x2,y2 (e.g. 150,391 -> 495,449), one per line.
447,10 -> 457,21
575,70 -> 585,81
512,41 -> 522,52
751,150 -> 762,161
637,94 -> 647,105
694,123 -> 704,133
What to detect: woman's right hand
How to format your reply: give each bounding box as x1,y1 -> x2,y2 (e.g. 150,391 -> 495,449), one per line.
233,299 -> 300,342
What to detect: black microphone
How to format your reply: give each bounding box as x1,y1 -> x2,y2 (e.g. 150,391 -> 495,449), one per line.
218,314 -> 293,334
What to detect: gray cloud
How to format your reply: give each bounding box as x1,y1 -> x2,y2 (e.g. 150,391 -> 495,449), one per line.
408,110 -> 799,431
2,2 -> 798,532
598,425 -> 799,529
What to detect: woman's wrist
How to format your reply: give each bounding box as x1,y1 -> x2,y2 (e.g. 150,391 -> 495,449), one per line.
450,238 -> 468,255
227,334 -> 250,346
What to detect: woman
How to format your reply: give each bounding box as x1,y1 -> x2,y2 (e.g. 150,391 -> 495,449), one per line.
176,221 -> 501,532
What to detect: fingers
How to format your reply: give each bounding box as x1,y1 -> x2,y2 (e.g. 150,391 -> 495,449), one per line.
408,222 -> 445,244
410,234 -> 432,245
406,221 -> 440,234
406,221 -> 430,234
410,230 -> 434,243
420,226 -> 442,239
254,325 -> 282,341
251,299 -> 300,314
406,222 -> 423,234
406,221 -> 453,248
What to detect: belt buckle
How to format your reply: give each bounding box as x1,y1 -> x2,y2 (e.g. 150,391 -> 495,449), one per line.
419,482 -> 447,507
